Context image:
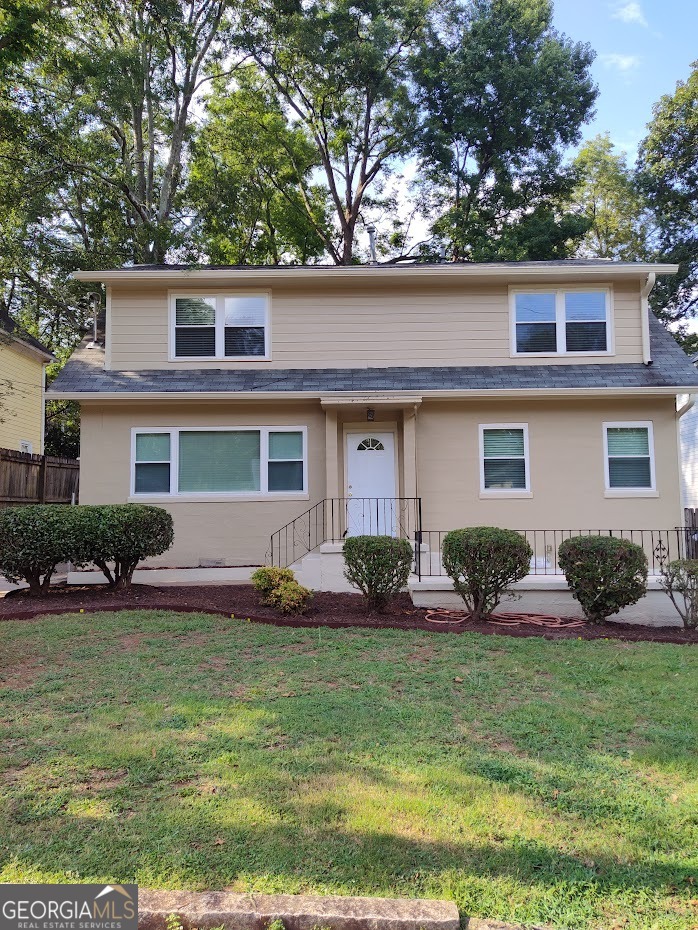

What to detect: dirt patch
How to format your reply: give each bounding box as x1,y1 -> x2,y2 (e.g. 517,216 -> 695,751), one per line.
119,633 -> 145,651
76,768 -> 128,792
1,584 -> 697,645
0,657 -> 47,689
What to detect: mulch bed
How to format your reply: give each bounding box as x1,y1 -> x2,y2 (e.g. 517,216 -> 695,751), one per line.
1,583 -> 696,644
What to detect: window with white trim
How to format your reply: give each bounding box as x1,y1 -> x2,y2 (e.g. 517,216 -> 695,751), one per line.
132,427 -> 306,496
172,294 -> 269,359
480,425 -> 530,492
604,422 -> 655,491
512,289 -> 611,355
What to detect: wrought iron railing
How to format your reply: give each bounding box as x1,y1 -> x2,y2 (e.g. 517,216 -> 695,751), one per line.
269,497 -> 422,568
415,528 -> 698,580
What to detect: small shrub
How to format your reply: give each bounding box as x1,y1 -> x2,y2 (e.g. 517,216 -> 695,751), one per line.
267,579 -> 313,614
558,535 -> 647,624
251,566 -> 295,598
0,505 -> 75,594
343,535 -> 413,611
75,504 -> 174,590
442,527 -> 532,621
659,558 -> 698,628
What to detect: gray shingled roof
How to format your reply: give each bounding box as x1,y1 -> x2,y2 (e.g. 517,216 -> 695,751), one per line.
49,314 -> 698,396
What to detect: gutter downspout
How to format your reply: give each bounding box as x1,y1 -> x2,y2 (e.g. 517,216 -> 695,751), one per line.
678,395 -> 696,419
641,272 -> 656,365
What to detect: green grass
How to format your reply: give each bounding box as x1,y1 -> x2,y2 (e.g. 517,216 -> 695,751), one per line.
1,611 -> 697,930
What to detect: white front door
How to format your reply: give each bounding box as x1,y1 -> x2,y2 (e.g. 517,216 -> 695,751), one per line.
345,432 -> 397,536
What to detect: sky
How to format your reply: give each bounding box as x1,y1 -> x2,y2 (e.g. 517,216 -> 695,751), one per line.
552,0 -> 698,160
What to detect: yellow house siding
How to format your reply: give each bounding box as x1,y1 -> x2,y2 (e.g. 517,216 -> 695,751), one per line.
0,341 -> 45,452
108,281 -> 644,371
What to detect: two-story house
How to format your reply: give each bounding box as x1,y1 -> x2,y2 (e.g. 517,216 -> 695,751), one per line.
0,308 -> 54,454
48,260 -> 698,596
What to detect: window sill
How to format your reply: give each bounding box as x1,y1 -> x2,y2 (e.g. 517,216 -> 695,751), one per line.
128,493 -> 309,504
479,491 -> 533,499
168,356 -> 272,363
604,489 -> 659,498
510,351 -> 614,359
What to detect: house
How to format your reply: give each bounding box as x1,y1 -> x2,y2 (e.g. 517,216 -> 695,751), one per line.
0,308 -> 54,454
47,260 -> 698,610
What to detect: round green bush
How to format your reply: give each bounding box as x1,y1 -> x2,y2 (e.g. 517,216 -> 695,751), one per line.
343,535 -> 413,612
558,535 -> 647,623
0,505 -> 76,594
267,579 -> 313,614
441,527 -> 532,620
251,566 -> 296,599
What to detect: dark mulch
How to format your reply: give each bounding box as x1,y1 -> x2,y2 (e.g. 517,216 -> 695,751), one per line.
1,583 -> 696,644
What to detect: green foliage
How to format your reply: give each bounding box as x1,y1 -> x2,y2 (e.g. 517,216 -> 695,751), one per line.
410,0 -> 596,261
659,558 -> 698,629
0,505 -> 74,594
558,535 -> 648,624
342,535 -> 413,611
266,579 -> 313,615
441,527 -> 532,620
251,567 -> 296,598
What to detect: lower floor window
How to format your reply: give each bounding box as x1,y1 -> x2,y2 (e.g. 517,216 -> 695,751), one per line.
480,424 -> 529,491
133,427 -> 306,496
604,422 -> 655,490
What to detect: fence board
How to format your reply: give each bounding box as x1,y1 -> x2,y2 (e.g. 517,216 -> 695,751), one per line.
0,448 -> 79,505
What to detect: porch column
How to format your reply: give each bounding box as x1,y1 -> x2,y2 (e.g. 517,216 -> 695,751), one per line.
325,407 -> 339,499
403,406 -> 418,500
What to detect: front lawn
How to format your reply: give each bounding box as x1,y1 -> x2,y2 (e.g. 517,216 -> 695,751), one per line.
1,611 -> 696,929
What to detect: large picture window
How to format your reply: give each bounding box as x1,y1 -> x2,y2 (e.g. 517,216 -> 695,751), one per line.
131,427 -> 306,497
512,288 -> 611,355
171,293 -> 269,359
603,422 -> 655,493
479,424 -> 530,494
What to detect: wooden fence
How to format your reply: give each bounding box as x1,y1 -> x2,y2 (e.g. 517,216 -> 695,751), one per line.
0,447 -> 79,505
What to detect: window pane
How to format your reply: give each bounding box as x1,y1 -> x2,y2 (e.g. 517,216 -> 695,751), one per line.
483,428 -> 525,457
175,296 -> 215,325
268,461 -> 304,491
515,293 -> 556,322
175,327 -> 215,357
136,433 -> 170,462
607,427 -> 649,456
225,296 -> 266,327
565,322 -> 607,352
516,322 -> 557,353
269,431 -> 303,460
484,459 -> 526,490
178,430 -> 260,492
565,291 -> 606,321
135,462 -> 170,493
224,327 -> 265,356
609,457 -> 652,488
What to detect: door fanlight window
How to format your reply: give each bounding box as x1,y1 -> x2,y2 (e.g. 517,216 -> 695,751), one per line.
357,438 -> 385,451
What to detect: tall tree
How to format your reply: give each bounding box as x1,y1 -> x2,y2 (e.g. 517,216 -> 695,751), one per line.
570,133 -> 648,260
240,0 -> 429,264
638,63 -> 698,325
410,0 -> 596,261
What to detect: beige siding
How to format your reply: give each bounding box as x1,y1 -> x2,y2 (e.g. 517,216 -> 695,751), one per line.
79,395 -> 681,568
108,281 -> 644,370
0,342 -> 44,452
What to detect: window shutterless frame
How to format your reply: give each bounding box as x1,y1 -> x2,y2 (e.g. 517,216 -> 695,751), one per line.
478,423 -> 532,497
168,290 -> 271,361
129,426 -> 307,498
509,286 -> 614,357
602,420 -> 657,497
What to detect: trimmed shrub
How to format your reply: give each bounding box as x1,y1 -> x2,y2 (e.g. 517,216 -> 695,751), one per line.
659,558 -> 698,628
251,566 -> 296,598
442,527 -> 532,621
74,504 -> 174,590
267,579 -> 313,614
558,535 -> 647,624
343,535 -> 413,612
0,505 -> 75,595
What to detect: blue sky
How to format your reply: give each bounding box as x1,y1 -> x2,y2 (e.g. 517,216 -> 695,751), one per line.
552,0 -> 698,161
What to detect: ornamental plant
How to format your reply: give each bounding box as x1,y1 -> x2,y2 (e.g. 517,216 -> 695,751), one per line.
0,505 -> 75,594
558,535 -> 647,624
441,527 -> 532,621
267,579 -> 313,614
659,558 -> 698,629
251,566 -> 296,599
343,535 -> 413,612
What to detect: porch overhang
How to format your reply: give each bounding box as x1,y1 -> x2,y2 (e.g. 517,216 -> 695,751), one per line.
320,393 -> 423,409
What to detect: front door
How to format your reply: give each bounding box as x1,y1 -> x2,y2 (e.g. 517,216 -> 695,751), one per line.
345,431 -> 397,536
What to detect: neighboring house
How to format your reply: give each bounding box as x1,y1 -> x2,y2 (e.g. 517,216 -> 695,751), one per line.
0,308 -> 54,454
679,355 -> 698,510
48,260 -> 698,595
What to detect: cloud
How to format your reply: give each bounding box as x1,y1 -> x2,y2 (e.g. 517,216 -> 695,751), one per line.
611,2 -> 648,27
599,53 -> 642,72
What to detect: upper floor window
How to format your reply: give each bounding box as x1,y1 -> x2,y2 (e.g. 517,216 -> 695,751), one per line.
511,289 -> 611,356
171,293 -> 269,360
